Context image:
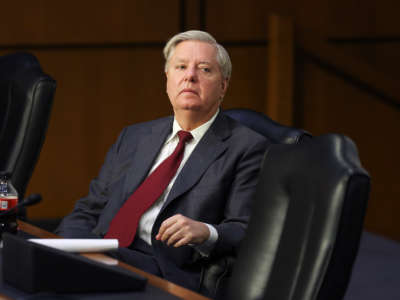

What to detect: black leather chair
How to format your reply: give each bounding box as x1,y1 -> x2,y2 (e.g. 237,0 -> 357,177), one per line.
223,108 -> 311,144
199,108 -> 311,298
226,134 -> 370,300
0,52 -> 56,204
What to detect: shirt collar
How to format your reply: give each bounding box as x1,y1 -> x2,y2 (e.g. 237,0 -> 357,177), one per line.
167,109 -> 220,144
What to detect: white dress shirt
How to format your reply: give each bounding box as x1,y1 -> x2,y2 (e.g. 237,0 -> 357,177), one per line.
137,110 -> 219,255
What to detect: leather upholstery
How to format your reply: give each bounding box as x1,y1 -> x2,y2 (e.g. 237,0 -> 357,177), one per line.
226,134 -> 370,300
223,108 -> 311,144
199,108 -> 310,298
0,52 -> 56,201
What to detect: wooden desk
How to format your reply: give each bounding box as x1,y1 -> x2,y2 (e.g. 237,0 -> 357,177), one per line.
11,221 -> 211,300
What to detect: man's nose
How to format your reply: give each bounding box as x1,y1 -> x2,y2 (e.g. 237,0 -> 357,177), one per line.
184,67 -> 197,82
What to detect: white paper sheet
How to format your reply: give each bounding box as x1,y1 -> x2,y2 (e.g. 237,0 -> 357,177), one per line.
28,238 -> 119,253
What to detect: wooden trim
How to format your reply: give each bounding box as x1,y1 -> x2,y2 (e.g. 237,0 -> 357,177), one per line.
179,0 -> 186,31
18,221 -> 59,238
296,32 -> 400,110
0,40 -> 269,51
266,14 -> 295,125
199,0 -> 207,31
93,257 -> 211,300
17,221 -> 211,300
328,37 -> 400,44
0,42 -> 165,51
182,0 -> 206,32
221,40 -> 268,47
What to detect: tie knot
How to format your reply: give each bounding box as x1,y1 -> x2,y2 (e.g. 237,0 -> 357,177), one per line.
178,130 -> 193,144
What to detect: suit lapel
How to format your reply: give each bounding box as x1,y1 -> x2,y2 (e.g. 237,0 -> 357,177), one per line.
122,117 -> 173,201
162,113 -> 231,209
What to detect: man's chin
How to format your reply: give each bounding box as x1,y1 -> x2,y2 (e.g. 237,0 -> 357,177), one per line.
175,102 -> 202,112
181,106 -> 202,111
173,101 -> 218,116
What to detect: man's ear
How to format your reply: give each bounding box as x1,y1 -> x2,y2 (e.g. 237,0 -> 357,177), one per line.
165,71 -> 169,93
220,78 -> 229,99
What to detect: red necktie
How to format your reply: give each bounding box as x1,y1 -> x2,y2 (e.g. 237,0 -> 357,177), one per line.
104,130 -> 193,247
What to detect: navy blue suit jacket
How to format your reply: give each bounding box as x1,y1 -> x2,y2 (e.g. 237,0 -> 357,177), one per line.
56,112 -> 269,291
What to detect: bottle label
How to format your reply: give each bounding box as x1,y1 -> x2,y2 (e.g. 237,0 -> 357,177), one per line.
0,196 -> 18,211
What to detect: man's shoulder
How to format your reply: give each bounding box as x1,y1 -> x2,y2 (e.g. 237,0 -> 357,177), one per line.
112,115 -> 173,151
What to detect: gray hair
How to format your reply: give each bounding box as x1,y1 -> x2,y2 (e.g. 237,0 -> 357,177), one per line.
163,30 -> 232,80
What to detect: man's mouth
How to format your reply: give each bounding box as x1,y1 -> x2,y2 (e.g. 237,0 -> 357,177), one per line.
180,88 -> 198,95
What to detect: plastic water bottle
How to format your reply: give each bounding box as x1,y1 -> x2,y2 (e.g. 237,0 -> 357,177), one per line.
0,172 -> 18,237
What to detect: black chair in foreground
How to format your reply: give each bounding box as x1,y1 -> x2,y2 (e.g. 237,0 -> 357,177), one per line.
199,108 -> 311,298
0,53 -> 56,207
226,134 -> 370,300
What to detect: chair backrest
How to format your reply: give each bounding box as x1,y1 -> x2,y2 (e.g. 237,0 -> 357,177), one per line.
0,52 -> 56,200
226,134 -> 370,300
200,109 -> 312,298
223,108 -> 311,144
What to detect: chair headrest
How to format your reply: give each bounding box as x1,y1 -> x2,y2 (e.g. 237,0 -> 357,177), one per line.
223,108 -> 311,144
0,52 -> 42,81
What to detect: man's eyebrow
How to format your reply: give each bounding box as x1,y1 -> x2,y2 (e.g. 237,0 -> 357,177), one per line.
174,58 -> 188,63
173,58 -> 213,65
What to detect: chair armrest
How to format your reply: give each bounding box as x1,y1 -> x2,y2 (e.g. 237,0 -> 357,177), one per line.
199,255 -> 236,299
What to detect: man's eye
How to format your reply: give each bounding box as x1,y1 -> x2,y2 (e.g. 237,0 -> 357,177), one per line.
176,65 -> 186,70
202,67 -> 211,73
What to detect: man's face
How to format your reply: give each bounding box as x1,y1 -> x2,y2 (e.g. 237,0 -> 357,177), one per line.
166,40 -> 228,117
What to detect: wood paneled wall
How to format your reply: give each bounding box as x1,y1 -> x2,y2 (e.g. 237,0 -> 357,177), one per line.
1,1 -> 399,241
296,59 -> 400,240
0,1 -> 179,44
0,0 -> 183,219
204,0 -> 400,241
0,0 -> 270,220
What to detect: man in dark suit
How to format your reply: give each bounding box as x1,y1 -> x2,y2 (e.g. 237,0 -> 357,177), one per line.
56,30 -> 269,293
